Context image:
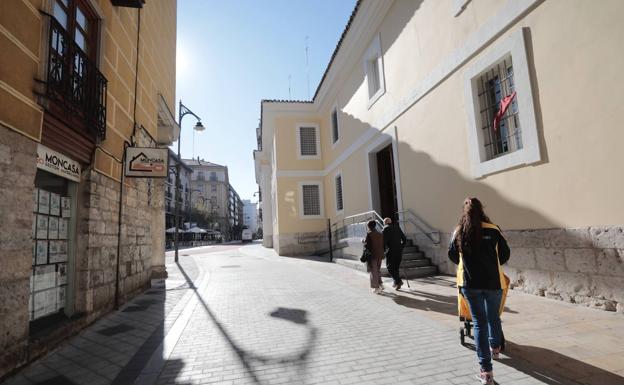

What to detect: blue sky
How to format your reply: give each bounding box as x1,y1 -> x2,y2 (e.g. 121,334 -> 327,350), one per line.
174,0 -> 356,201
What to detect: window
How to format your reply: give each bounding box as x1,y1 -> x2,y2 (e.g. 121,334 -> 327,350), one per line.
335,174 -> 344,212
476,59 -> 522,161
364,34 -> 385,107
296,124 -> 320,158
209,172 -> 217,181
299,182 -> 324,218
52,0 -> 97,59
463,28 -> 540,177
331,108 -> 339,144
211,184 -> 217,192
302,185 -> 321,216
47,0 -> 107,140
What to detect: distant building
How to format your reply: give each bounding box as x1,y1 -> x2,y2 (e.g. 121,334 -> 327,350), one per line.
228,185 -> 244,239
166,150 -> 193,230
184,158 -> 243,240
242,200 -> 258,234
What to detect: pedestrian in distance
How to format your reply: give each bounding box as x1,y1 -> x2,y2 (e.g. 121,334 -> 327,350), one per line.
382,217 -> 407,290
448,197 -> 510,385
363,219 -> 385,294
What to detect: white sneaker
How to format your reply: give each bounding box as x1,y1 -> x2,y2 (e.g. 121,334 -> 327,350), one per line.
374,288 -> 383,294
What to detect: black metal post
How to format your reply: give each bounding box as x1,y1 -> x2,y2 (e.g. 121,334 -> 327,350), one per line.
327,218 -> 333,262
174,101 -> 182,262
174,101 -> 203,262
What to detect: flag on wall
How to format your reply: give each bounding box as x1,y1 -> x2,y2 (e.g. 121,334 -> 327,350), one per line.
493,91 -> 516,131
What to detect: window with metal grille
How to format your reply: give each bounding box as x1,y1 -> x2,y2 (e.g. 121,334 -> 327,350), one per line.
477,57 -> 522,161
331,109 -> 339,144
302,184 -> 321,216
335,175 -> 343,212
299,126 -> 318,156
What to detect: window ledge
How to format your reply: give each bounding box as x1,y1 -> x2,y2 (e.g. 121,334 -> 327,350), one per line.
367,88 -> 385,110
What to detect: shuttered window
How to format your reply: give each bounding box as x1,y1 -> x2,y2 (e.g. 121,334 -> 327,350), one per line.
331,109 -> 339,144
302,184 -> 321,216
335,174 -> 343,211
299,126 -> 318,156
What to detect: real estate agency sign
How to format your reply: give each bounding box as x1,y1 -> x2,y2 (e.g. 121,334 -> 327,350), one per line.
36,144 -> 81,182
125,147 -> 168,178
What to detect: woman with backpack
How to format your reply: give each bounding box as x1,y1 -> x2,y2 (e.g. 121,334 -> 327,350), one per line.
448,197 -> 510,385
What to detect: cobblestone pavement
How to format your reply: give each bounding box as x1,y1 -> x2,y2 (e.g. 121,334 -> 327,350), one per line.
152,245 -> 556,385
5,244 -> 620,385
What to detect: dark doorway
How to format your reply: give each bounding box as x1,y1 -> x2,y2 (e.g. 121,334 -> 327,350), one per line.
376,144 -> 398,220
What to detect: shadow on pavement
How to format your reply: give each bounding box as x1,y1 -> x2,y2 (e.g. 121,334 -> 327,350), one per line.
386,288 -> 517,316
174,261 -> 318,384
502,342 -> 624,385
382,290 -> 623,385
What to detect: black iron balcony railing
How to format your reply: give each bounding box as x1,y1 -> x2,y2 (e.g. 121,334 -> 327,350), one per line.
46,17 -> 107,140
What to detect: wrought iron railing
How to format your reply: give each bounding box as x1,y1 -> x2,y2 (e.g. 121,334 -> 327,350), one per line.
397,209 -> 441,244
46,17 -> 107,139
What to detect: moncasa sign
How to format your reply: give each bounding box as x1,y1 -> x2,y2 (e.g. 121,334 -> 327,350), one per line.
36,144 -> 81,182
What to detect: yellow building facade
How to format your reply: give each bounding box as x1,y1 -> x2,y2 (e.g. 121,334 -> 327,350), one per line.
0,0 -> 177,377
255,0 -> 624,311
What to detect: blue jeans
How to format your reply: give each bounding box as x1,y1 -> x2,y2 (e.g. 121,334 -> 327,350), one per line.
461,287 -> 503,372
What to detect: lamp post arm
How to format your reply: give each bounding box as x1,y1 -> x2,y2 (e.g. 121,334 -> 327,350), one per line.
179,101 -> 202,123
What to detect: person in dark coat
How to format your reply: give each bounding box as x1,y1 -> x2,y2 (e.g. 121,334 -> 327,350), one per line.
382,217 -> 407,289
448,197 -> 510,385
364,220 -> 385,294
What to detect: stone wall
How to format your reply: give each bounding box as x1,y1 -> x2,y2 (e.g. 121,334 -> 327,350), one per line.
416,226 -> 624,313
274,232 -> 326,256
0,127 -> 37,378
76,169 -> 161,318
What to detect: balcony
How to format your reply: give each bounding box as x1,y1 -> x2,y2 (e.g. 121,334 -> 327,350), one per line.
44,17 -> 107,140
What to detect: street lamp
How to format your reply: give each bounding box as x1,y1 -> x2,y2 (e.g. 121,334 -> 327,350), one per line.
174,101 -> 203,262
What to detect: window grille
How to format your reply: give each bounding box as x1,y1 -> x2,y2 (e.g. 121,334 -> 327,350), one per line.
302,185 -> 321,216
299,126 -> 318,156
331,109 -> 339,143
477,57 -> 522,161
335,175 -> 343,211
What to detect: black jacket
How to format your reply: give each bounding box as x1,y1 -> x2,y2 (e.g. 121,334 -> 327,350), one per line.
383,224 -> 407,252
448,222 -> 510,290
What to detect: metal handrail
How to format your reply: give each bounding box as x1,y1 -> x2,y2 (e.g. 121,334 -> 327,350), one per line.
397,209 -> 440,244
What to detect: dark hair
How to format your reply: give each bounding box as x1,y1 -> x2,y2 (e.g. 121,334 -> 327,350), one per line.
367,220 -> 377,231
455,197 -> 491,253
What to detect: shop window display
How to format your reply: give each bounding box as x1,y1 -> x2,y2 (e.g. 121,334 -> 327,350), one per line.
29,170 -> 72,321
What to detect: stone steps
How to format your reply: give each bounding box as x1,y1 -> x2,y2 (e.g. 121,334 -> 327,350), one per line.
403,251 -> 425,260
334,257 -> 438,279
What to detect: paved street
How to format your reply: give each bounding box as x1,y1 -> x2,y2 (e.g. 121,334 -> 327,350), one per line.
4,244 -> 623,385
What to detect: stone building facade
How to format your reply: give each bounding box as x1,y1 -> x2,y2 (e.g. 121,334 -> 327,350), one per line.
0,0 -> 178,378
165,149 -> 192,230
255,0 -> 624,312
184,158 -> 244,240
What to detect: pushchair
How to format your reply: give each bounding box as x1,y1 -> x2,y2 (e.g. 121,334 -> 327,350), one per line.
458,275 -> 510,346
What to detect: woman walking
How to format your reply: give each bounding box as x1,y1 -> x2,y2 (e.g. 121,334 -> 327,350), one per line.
364,220 -> 385,294
448,197 -> 510,385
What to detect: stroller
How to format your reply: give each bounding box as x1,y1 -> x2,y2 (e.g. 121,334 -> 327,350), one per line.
458,275 -> 510,346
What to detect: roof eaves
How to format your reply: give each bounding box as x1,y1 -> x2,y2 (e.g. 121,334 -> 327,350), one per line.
311,0 -> 363,101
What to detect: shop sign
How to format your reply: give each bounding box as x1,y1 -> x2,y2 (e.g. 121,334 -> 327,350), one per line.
36,144 -> 81,182
125,147 -> 168,178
